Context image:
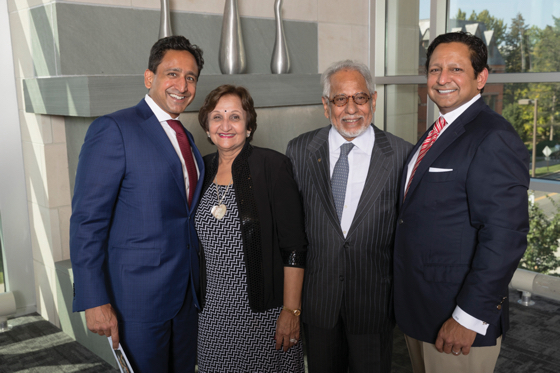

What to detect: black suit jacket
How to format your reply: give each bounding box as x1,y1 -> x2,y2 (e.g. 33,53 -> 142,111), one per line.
287,124 -> 412,333
394,98 -> 530,346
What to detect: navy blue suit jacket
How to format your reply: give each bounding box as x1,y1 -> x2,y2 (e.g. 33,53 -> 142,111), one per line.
70,99 -> 204,323
394,98 -> 529,346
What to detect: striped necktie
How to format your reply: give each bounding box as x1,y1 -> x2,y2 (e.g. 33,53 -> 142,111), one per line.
404,116 -> 447,201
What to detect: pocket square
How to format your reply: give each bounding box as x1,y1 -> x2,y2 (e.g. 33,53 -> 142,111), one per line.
429,167 -> 453,173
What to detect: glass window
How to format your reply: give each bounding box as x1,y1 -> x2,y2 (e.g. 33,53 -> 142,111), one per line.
0,229 -> 4,293
525,190 -> 560,275
484,82 -> 560,180
385,84 -> 428,143
448,1 -> 560,73
385,0 -> 431,76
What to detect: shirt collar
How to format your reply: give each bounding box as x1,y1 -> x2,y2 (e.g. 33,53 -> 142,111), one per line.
440,94 -> 481,125
144,94 -> 179,122
329,124 -> 374,156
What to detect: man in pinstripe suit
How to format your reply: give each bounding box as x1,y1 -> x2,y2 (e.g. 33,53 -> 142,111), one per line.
286,60 -> 412,373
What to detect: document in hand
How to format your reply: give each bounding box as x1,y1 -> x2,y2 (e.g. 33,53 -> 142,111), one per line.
108,336 -> 134,373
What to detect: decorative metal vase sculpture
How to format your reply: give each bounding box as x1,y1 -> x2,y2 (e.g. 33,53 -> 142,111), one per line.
158,0 -> 172,39
271,0 -> 291,74
219,0 -> 247,74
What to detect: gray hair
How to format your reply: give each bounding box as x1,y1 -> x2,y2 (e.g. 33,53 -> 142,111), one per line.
321,60 -> 376,98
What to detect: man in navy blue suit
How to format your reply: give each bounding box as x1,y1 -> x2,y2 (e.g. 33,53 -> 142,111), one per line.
394,32 -> 529,373
70,36 -> 205,373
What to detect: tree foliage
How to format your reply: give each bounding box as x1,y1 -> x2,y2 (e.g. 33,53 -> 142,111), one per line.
520,198 -> 560,275
455,8 -> 467,21
455,8 -> 507,46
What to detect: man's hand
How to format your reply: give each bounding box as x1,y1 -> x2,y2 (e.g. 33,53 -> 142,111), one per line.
435,317 -> 476,356
85,303 -> 119,349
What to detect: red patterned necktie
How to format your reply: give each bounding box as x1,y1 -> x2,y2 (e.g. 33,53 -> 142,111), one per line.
404,116 -> 447,200
167,120 -> 198,207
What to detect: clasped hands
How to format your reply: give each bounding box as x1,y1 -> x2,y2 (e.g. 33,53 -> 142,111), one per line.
435,317 -> 477,356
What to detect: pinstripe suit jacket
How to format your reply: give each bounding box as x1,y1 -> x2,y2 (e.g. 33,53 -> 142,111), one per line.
286,124 -> 412,333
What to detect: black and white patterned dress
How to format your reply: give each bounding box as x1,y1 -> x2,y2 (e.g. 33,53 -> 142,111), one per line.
195,183 -> 304,373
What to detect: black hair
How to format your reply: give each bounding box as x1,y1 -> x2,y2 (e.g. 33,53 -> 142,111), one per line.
148,36 -> 204,77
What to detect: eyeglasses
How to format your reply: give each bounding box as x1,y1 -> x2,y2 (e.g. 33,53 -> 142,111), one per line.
328,93 -> 371,107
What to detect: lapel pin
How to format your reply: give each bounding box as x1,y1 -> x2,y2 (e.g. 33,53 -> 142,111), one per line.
318,158 -> 321,162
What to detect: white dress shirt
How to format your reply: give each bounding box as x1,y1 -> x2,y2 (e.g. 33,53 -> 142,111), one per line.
329,125 -> 375,238
404,93 -> 489,336
145,94 -> 200,201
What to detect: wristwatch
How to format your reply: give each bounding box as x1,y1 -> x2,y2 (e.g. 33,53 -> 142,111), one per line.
282,306 -> 301,316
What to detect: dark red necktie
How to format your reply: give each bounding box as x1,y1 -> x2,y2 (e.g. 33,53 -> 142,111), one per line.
404,116 -> 447,201
167,120 -> 198,206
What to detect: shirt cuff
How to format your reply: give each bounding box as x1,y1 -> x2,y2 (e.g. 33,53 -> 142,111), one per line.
452,306 -> 489,336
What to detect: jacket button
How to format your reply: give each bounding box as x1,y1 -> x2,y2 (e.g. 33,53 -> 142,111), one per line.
339,275 -> 344,281
398,219 -> 404,224
344,243 -> 349,249
497,305 -> 502,310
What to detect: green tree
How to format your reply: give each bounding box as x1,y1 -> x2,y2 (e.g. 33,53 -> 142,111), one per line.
532,17 -> 560,73
502,102 -> 528,141
502,13 -> 532,73
467,9 -> 507,46
520,198 -> 560,275
455,8 -> 467,21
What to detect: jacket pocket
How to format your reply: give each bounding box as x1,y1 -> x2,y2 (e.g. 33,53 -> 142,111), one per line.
110,247 -> 161,266
424,170 -> 456,183
423,264 -> 469,284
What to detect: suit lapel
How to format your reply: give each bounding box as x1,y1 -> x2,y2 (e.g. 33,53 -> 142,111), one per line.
306,126 -> 342,235
399,131 -> 425,209
136,100 -> 188,207
402,98 -> 485,207
187,129 -> 205,214
347,125 -> 393,237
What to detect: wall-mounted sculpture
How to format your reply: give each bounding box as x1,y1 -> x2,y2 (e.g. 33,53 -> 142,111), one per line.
271,0 -> 291,74
219,0 -> 247,74
158,0 -> 172,39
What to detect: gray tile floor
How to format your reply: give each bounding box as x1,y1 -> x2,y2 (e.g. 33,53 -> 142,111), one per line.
0,289 -> 558,372
0,314 -> 118,372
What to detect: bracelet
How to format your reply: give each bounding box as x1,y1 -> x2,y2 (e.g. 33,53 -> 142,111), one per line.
282,306 -> 301,316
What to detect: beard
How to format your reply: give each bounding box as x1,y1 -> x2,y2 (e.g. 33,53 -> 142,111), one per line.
333,122 -> 369,139
329,104 -> 372,140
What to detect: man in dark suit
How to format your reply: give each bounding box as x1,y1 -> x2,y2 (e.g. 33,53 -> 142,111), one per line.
287,60 -> 412,373
70,36 -> 204,373
394,32 -> 529,373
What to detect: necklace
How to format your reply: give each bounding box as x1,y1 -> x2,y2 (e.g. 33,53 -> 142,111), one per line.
211,177 -> 233,220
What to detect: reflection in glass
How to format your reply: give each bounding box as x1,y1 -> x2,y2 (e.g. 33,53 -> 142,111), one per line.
385,0 -> 430,76
385,84 -> 427,143
448,1 -> 560,73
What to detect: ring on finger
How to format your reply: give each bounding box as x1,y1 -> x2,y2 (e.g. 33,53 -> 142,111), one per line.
289,338 -> 297,343
452,350 -> 461,355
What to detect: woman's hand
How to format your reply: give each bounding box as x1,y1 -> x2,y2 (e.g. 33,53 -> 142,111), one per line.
275,309 -> 300,352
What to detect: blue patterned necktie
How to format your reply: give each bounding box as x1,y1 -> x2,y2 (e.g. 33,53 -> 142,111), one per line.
332,142 -> 355,222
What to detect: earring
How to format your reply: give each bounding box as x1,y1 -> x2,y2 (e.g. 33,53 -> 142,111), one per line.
246,132 -> 251,138
207,132 -> 210,137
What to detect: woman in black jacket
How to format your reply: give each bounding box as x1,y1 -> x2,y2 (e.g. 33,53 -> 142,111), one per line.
194,84 -> 307,372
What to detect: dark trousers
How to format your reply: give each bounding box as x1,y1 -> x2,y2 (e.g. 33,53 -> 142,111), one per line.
304,312 -> 393,373
119,285 -> 198,373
